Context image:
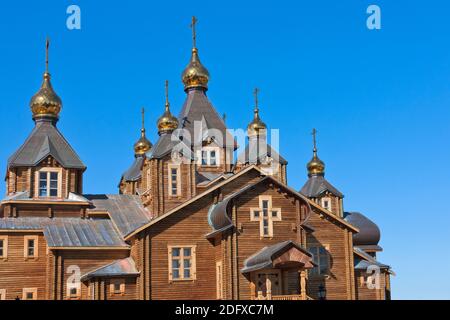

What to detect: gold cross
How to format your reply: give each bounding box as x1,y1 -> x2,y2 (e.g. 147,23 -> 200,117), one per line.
190,16 -> 198,48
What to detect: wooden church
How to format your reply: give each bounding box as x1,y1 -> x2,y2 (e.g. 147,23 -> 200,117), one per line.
0,18 -> 393,300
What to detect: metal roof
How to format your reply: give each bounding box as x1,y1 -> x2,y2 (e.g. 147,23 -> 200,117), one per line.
344,212 -> 381,247
121,156 -> 144,182
8,120 -> 85,169
0,217 -> 127,248
241,240 -> 314,273
299,174 -> 344,198
2,191 -> 89,203
237,140 -> 288,165
146,132 -> 192,160
177,89 -> 235,148
353,247 -> 391,270
81,257 -> 139,280
86,194 -> 152,238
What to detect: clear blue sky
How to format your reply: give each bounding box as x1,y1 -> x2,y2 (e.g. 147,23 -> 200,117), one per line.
0,0 -> 449,299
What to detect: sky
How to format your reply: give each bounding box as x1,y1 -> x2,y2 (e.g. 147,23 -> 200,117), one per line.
0,0 -> 449,299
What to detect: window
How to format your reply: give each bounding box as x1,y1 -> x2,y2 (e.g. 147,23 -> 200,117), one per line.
0,236 -> 7,259
321,197 -> 332,212
110,279 -> 125,295
35,169 -> 61,198
168,246 -> 196,281
66,282 -> 81,299
24,236 -> 38,258
308,245 -> 330,276
22,288 -> 37,300
167,164 -> 181,197
198,148 -> 220,166
250,196 -> 281,238
0,289 -> 6,300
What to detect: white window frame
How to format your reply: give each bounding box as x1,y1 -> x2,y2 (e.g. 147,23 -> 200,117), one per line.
168,245 -> 197,282
308,244 -> 330,276
250,196 -> 282,238
167,164 -> 181,197
22,288 -> 37,300
0,289 -> 6,300
321,197 -> 332,212
24,235 -> 39,258
34,167 -> 62,198
0,236 -> 8,259
198,147 -> 220,166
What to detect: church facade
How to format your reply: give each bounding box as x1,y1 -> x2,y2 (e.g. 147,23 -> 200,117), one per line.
0,18 -> 393,301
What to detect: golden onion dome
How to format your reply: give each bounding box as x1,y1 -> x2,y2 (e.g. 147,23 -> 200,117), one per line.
157,80 -> 179,134
181,48 -> 210,91
247,88 -> 267,137
307,152 -> 325,176
134,131 -> 152,156
247,107 -> 267,137
134,108 -> 152,156
30,72 -> 62,121
307,128 -> 325,176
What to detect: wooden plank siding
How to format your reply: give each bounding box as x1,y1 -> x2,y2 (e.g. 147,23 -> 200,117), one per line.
306,207 -> 355,300
0,232 -> 47,300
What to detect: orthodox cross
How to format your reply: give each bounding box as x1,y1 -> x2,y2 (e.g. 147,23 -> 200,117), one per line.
141,107 -> 146,135
312,128 -> 317,152
165,80 -> 170,106
250,197 -> 281,238
190,16 -> 198,48
254,88 -> 259,109
45,37 -> 50,73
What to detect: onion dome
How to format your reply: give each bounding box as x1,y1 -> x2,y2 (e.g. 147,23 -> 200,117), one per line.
247,88 -> 267,137
181,16 -> 210,92
344,212 -> 381,247
307,128 -> 325,177
134,108 -> 152,156
30,39 -> 62,122
157,80 -> 179,135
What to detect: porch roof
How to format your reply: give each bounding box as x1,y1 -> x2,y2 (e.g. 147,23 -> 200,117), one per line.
241,240 -> 315,273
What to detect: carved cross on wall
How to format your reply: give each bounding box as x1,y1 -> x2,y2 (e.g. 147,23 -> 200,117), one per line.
250,196 -> 282,238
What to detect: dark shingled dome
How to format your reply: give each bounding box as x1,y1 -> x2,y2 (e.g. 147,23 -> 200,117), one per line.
344,212 -> 381,246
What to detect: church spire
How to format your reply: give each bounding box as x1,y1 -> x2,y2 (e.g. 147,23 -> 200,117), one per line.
134,107 -> 152,156
181,16 -> 210,92
30,38 -> 62,123
247,88 -> 267,137
307,128 -> 325,177
157,80 -> 179,135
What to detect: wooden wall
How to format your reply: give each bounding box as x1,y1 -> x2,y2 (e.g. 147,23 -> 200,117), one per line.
0,232 -> 47,300
306,207 -> 355,300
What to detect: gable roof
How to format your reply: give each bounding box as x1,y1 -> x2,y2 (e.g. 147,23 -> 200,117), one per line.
8,120 -> 85,169
81,257 -> 140,281
85,194 -> 152,238
300,174 -> 343,198
125,165 -> 358,240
